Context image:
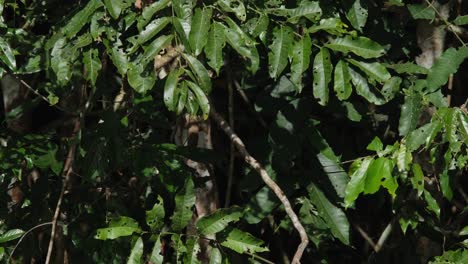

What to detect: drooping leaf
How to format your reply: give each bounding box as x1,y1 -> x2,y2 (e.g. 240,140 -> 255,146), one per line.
128,17 -> 171,53
189,8 -> 212,56
149,235 -> 164,264
0,37 -> 16,70
345,158 -> 373,207
176,82 -> 188,114
103,0 -> 131,19
139,34 -> 173,65
407,4 -> 435,20
245,14 -> 269,38
173,17 -> 192,53
182,53 -> 212,93
364,157 -> 397,196
398,93 -> 423,136
440,170 -> 453,201
95,216 -> 141,240
316,153 -> 349,199
349,67 -> 386,105
146,196 -> 165,231
127,237 -> 144,264
309,184 -> 350,245
308,17 -> 348,35
182,238 -> 200,264
127,63 -> 156,94
367,137 -> 383,151
62,0 -> 103,38
171,177 -> 196,232
290,34 -> 312,92
427,47 -> 468,92
424,190 -> 440,218
164,69 -> 183,111
381,76 -> 402,101
0,229 -> 24,243
312,48 -> 332,106
273,1 -> 322,23
387,62 -> 429,75
333,60 -> 352,100
406,122 -> 440,151
209,248 -> 223,264
138,0 -> 171,30
83,48 -> 102,86
326,36 -> 385,59
223,17 -> 259,73
346,0 -> 368,31
268,26 -> 293,79
205,22 -> 225,75
411,163 -> 424,196
186,81 -> 210,119
220,228 -> 269,254
51,38 -> 73,85
454,15 -> 468,25
347,59 -> 391,83
196,207 -> 243,235
217,0 -> 246,21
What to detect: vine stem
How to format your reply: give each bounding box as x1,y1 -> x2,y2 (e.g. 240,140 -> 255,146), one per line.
210,108 -> 309,263
9,222 -> 53,261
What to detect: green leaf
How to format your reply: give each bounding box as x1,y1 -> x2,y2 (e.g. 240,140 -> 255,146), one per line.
205,22 -> 225,75
309,184 -> 350,245
139,34 -> 173,65
406,122 -> 440,151
347,59 -> 391,83
346,0 -> 368,31
223,17 -> 259,73
440,170 -> 453,201
312,48 -> 333,106
127,63 -> 156,94
411,163 -> 424,196
51,38 -> 73,85
105,44 -> 128,75
138,0 -> 171,30
173,17 -> 192,53
0,37 -> 16,70
349,67 -> 386,105
345,158 -> 373,207
177,82 -> 188,115
334,60 -> 352,100
454,15 -> 468,25
129,17 -> 171,51
164,69 -> 183,111
146,196 -> 165,231
184,238 -> 201,264
189,8 -> 212,56
217,0 -> 246,22
103,0 -> 130,19
367,137 -> 383,151
398,93 -> 423,136
387,62 -> 429,75
308,17 -> 348,35
460,226 -> 468,236
326,36 -> 385,59
268,26 -> 293,79
182,53 -> 212,93
342,101 -> 362,122
0,247 -> 4,261
316,153 -> 349,199
186,81 -> 210,119
197,206 -> 243,235
220,228 -> 268,254
209,248 -> 223,264
171,177 -> 196,232
0,229 -> 24,243
245,14 -> 269,38
62,0 -> 103,38
149,235 -> 164,264
83,48 -> 102,86
381,76 -> 402,101
95,216 -> 141,240
127,237 -> 144,264
290,34 -> 312,92
407,4 -> 435,20
427,47 -> 468,92
280,1 -> 322,23
364,157 -> 397,196
424,190 -> 440,218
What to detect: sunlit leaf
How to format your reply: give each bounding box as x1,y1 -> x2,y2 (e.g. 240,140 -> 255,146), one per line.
347,59 -> 391,83
205,22 -> 225,75
0,229 -> 24,243
349,67 -> 386,105
127,237 -> 144,264
83,48 -> 102,86
164,69 -> 183,111
313,48 -> 332,105
171,177 -> 196,232
334,60 -> 352,100
326,36 -> 385,59
95,216 -> 141,240
345,158 -> 373,207
346,0 -> 368,31
268,26 -> 293,79
217,0 -> 246,21
189,8 -> 212,56
220,228 -> 268,254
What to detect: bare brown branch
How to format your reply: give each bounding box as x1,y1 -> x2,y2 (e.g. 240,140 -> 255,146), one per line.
210,108 -> 309,263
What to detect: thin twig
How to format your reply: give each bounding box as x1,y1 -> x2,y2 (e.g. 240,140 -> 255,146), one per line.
225,76 -> 235,208
210,108 -> 309,263
233,80 -> 268,128
245,252 -> 276,264
375,221 -> 393,252
9,222 -> 53,261
425,0 -> 466,46
353,224 -> 378,252
45,120 -> 80,264
447,74 -> 453,107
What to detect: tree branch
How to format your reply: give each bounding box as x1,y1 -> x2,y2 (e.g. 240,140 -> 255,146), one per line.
210,108 -> 309,263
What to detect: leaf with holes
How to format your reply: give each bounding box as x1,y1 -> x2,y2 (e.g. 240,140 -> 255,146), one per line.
205,22 -> 225,75
290,34 -> 312,92
127,237 -> 144,264
95,216 -> 141,240
345,158 -> 373,207
268,26 -> 293,79
346,0 -> 368,31
171,177 -> 196,232
334,60 -> 352,100
398,93 -> 423,136
197,206 -> 243,235
313,48 -> 332,106
217,0 -> 246,22
83,48 -> 101,86
220,228 -> 268,254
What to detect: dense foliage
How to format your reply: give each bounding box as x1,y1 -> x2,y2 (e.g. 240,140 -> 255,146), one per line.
0,0 -> 467,263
